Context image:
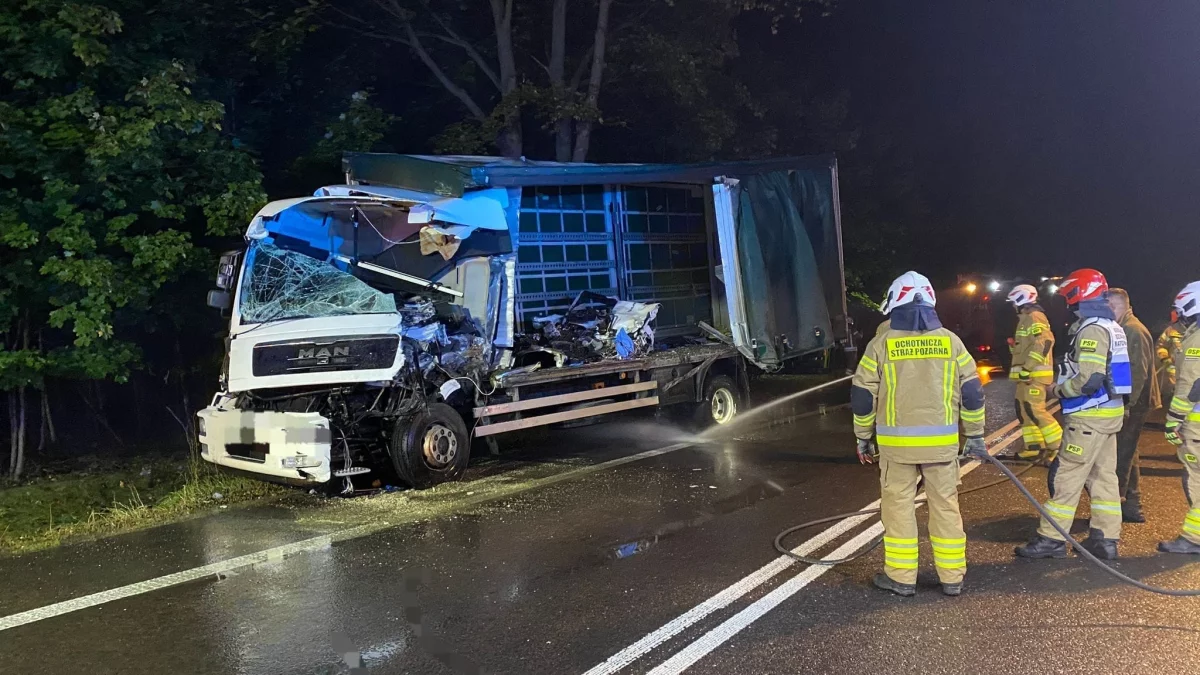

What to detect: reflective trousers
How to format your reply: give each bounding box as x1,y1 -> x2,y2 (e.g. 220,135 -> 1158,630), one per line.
1175,437 -> 1200,544
880,457 -> 965,585
1015,381 -> 1062,454
1039,421 -> 1122,541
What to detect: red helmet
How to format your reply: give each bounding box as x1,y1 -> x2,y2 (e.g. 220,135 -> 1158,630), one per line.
1056,268 -> 1108,305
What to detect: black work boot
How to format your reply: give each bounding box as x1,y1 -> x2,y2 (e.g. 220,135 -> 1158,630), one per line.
872,573 -> 916,597
1014,534 -> 1069,559
1122,501 -> 1146,524
1080,528 -> 1119,560
1158,537 -> 1200,554
941,582 -> 963,597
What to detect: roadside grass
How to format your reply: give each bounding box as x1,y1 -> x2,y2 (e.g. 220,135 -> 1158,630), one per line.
0,459 -> 284,555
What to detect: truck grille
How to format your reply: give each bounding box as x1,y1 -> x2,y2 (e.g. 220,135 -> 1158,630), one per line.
225,443 -> 269,463
252,335 -> 399,377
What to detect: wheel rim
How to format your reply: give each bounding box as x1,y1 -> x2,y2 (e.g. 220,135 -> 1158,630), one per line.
422,424 -> 458,468
710,387 -> 737,425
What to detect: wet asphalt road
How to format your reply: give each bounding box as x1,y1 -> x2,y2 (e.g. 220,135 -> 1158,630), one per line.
4,376 -> 1200,674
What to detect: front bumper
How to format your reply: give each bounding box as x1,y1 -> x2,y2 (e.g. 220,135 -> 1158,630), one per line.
197,404 -> 333,483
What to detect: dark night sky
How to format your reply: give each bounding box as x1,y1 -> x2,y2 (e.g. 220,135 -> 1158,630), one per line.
812,0 -> 1200,325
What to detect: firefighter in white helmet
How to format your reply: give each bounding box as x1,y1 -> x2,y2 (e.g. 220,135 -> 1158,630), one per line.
1158,281 -> 1200,554
1005,284 -> 1062,462
852,271 -> 986,597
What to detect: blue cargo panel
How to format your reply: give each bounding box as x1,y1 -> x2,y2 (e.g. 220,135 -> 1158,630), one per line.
617,185 -> 712,335
515,184 -> 713,335
516,186 -> 618,328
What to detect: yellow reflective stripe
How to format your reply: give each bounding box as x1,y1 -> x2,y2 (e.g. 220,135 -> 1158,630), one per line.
1009,371 -> 1021,380
1091,500 -> 1122,515
1078,353 -> 1108,365
885,363 -> 897,426
1028,352 -> 1047,363
1041,425 -> 1063,442
877,433 -> 960,447
1014,329 -> 1029,337
943,361 -> 954,425
1184,511 -> 1200,534
1074,405 -> 1125,419
956,352 -> 973,367
853,413 -> 876,426
1171,396 -> 1192,412
1188,413 -> 1200,423
961,408 -> 985,422
1043,501 -> 1077,519
1029,367 -> 1054,376
859,356 -> 878,373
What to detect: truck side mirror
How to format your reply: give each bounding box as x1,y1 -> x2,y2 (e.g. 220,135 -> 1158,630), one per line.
207,290 -> 232,310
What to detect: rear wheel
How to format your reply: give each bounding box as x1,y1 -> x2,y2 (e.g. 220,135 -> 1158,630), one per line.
694,374 -> 741,429
390,403 -> 471,488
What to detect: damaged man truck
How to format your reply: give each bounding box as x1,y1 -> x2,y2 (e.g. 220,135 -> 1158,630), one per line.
197,154 -> 849,491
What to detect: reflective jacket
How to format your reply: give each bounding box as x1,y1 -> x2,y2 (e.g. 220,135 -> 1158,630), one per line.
1056,317 -> 1131,433
1167,323 -> 1200,433
1158,321 -> 1185,392
1010,305 -> 1054,383
853,325 -> 986,464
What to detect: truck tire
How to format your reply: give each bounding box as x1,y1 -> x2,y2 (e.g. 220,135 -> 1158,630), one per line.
390,403 -> 471,489
694,374 -> 741,429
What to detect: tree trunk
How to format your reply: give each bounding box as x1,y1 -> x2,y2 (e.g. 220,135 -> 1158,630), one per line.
45,387 -> 56,444
572,0 -> 614,162
549,0 -> 573,161
491,0 -> 523,158
13,385 -> 26,480
7,391 -> 16,477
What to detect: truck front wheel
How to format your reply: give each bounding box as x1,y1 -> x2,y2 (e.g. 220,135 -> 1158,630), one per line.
390,403 -> 471,488
695,374 -> 741,428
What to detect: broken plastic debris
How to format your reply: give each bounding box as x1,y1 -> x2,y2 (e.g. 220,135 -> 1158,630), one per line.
614,328 -> 635,359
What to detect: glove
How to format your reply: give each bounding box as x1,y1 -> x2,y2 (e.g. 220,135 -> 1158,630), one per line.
856,438 -> 877,465
1018,370 -> 1031,381
1166,419 -> 1184,446
963,436 -> 988,458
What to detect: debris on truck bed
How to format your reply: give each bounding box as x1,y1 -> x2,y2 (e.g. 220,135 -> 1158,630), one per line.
517,291 -> 661,367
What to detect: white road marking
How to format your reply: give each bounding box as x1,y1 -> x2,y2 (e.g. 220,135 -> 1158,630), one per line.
0,442 -> 695,633
646,521 -> 886,675
585,414 -> 1032,675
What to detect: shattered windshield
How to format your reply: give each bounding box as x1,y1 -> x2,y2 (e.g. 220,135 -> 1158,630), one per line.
239,243 -> 397,324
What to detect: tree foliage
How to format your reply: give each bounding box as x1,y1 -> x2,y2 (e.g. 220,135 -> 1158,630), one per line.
0,0 -> 266,477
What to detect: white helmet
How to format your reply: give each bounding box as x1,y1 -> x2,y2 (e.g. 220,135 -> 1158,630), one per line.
1007,284 -> 1038,307
880,271 -> 936,314
1173,281 -> 1200,319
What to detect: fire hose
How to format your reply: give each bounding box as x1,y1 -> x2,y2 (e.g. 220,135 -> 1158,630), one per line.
774,450 -> 1200,596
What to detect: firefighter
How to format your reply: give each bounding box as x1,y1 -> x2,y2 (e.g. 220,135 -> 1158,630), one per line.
1016,269 -> 1131,560
1158,310 -> 1185,400
852,271 -> 986,597
1005,284 -> 1061,462
1158,282 -> 1200,554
